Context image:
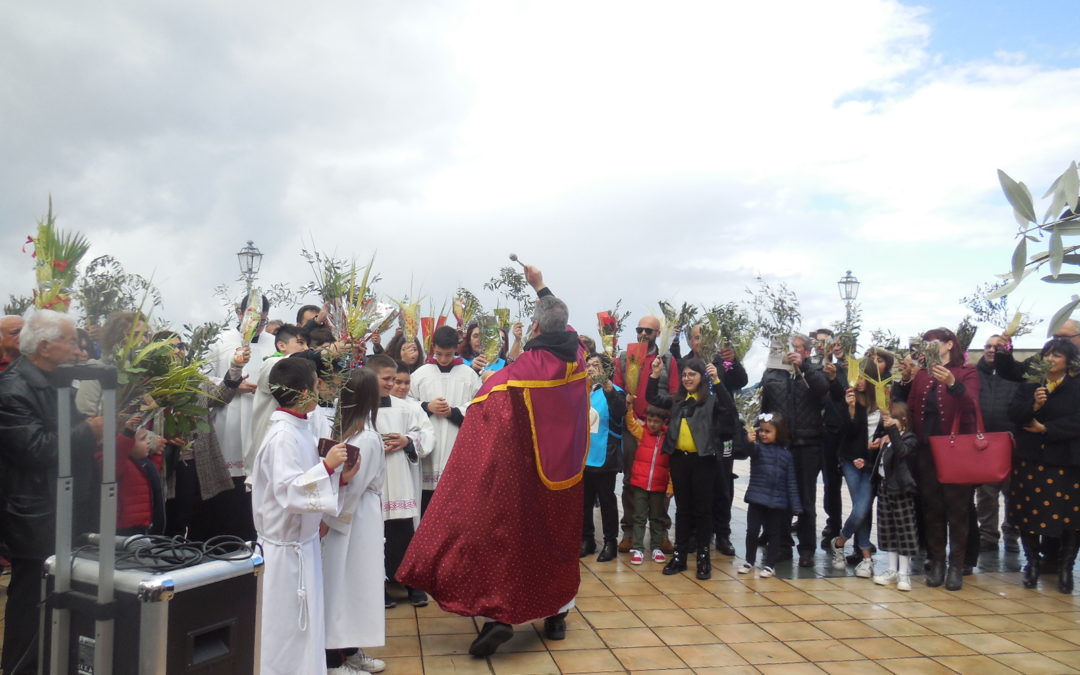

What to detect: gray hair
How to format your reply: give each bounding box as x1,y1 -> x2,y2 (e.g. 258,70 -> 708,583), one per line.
19,308 -> 75,356
533,296 -> 569,334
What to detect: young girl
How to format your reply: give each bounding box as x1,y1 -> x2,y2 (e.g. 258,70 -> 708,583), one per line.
870,402 -> 919,591
623,404 -> 672,565
647,356 -> 736,580
738,413 -> 802,578
322,367 -> 387,674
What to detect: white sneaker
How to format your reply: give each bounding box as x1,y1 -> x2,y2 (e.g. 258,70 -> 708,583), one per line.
737,562 -> 753,574
897,574 -> 912,591
829,538 -> 846,570
759,566 -> 775,578
855,558 -> 874,578
873,569 -> 898,586
651,548 -> 666,564
345,650 -> 386,673
629,549 -> 644,565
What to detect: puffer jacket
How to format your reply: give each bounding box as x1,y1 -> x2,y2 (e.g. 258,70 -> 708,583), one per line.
1008,375 -> 1080,467
977,358 -> 1019,434
743,442 -> 802,512
98,434 -> 165,532
0,357 -> 100,559
760,363 -> 829,447
628,420 -> 670,492
645,377 -> 735,457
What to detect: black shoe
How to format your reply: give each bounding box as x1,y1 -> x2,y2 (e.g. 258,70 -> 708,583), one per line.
945,565 -> 963,591
1021,535 -> 1042,589
543,611 -> 567,640
385,591 -> 397,609
596,540 -> 617,563
798,551 -> 814,568
580,539 -> 596,558
773,547 -> 793,563
662,550 -> 687,575
408,587 -> 428,607
962,566 -> 974,576
696,550 -> 712,580
926,560 -> 946,587
716,537 -> 736,557
1059,533 -> 1078,594
469,621 -> 513,657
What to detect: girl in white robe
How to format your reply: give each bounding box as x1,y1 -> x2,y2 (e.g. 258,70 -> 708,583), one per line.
322,367 -> 387,671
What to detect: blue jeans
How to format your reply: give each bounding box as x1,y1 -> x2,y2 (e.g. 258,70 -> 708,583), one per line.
840,460 -> 875,551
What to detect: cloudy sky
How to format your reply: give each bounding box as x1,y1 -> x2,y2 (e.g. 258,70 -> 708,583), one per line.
2,0 -> 1078,376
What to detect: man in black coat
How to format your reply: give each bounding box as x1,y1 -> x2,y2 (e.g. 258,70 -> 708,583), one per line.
0,310 -> 102,674
975,335 -> 1020,552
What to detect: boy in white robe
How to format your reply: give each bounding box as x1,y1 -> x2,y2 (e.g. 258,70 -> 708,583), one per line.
409,326 -> 481,512
252,358 -> 358,675
245,325 -> 309,477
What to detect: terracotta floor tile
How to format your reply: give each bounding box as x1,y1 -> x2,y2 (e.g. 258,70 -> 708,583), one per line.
756,663 -> 827,674
489,650 -> 561,675
931,655 -> 1021,675
612,645 -> 687,670
960,614 -> 1036,632
760,590 -> 824,605
991,652 -> 1080,674
581,609 -> 646,629
633,608 -> 698,627
418,632 -> 475,656
997,630 -> 1078,652
549,648 -> 625,673
815,620 -> 885,639
501,627 -> 547,653
596,627 -> 662,649
844,637 -> 920,660
650,576 -> 709,595
671,642 -> 748,668
413,602 -> 458,618
894,634 -> 977,657
853,588 -> 915,604
919,599 -> 987,615
860,619 -> 935,638
688,607 -> 753,625
710,622 -> 775,643
576,595 -> 630,612
810,590 -> 869,604
817,660 -> 891,674
786,604 -> 854,621
379,656 -> 424,675
730,640 -> 807,665
969,598 -> 1036,614
653,625 -> 718,646
736,605 -> 801,623
828,603 -> 899,620
692,666 -> 759,675
621,594 -> 679,610
1047,651 -> 1080,669
667,592 -> 730,609
785,578 -> 844,590
1016,595 -> 1075,612
604,581 -> 661,596
1009,611 -> 1080,630
716,591 -> 777,607
368,635 -> 421,658
786,639 -> 863,662
542,629 -> 606,651
1050,628 -> 1080,646
577,583 -> 617,598
909,616 -> 984,635
386,617 -> 418,637
626,670 -> 694,675
417,615 -> 478,635
877,656 -> 955,674
878,602 -> 946,618
758,621 -> 830,642
948,631 -> 1028,654
421,654 -> 491,674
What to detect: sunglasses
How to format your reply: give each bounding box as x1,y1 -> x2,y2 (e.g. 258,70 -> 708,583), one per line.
635,327 -> 656,335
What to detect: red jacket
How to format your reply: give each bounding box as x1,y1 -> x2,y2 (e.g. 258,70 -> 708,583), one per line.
96,434 -> 163,531
614,349 -> 680,419
901,365 -> 979,441
628,420 -> 670,492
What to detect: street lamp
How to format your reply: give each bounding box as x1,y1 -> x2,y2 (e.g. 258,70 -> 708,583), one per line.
837,270 -> 860,304
237,240 -> 263,292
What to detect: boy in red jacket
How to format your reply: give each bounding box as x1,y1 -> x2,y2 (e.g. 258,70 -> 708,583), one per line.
625,404 -> 672,565
97,426 -> 164,535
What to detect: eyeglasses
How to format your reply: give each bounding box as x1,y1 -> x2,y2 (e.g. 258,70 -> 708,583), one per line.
635,327 -> 656,335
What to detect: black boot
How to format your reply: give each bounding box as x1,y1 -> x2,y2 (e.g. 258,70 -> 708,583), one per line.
543,611 -> 568,640
1058,531 -> 1078,594
469,621 -> 514,657
926,559 -> 946,587
663,550 -> 687,575
696,549 -> 712,580
1021,534 -> 1041,589
716,536 -> 736,556
945,565 -> 963,591
596,539 -> 617,563
579,539 -> 596,558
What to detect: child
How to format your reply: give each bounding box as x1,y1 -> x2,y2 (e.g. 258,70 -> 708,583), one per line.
624,404 -> 672,565
322,367 -> 387,674
102,424 -> 165,536
739,413 -> 802,578
252,357 -> 358,675
870,402 -> 919,591
582,354 -> 626,562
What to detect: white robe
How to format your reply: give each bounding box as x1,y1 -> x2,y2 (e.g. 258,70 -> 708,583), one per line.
408,363 -> 480,490
321,425 -> 385,649
377,396 -> 434,524
211,328 -> 274,477
252,411 -> 343,675
245,354 -> 284,477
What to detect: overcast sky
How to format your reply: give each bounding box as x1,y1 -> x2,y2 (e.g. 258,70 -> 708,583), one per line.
3,0 -> 1078,377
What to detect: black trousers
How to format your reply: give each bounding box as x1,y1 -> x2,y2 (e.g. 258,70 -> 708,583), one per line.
421,488 -> 435,516
2,557 -> 44,675
821,429 -> 844,535
792,444 -> 822,554
582,471 -> 619,543
164,459 -> 199,538
917,443 -> 975,567
385,517 -> 415,582
194,477 -> 256,542
669,451 -> 717,553
745,504 -> 789,567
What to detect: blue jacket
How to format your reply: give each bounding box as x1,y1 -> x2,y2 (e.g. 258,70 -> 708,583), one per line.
743,442 -> 802,512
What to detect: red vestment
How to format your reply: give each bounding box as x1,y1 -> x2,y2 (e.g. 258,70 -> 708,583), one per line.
396,335 -> 590,624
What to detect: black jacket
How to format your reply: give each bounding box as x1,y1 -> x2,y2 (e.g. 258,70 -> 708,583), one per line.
0,357 -> 99,559
645,377 -> 735,457
871,426 -> 918,496
760,362 -> 829,447
587,384 -> 626,472
1008,375 -> 1080,467
976,358 -> 1020,433
839,401 -> 882,466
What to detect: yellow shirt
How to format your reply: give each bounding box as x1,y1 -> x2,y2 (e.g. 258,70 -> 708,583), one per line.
1047,377 -> 1064,394
676,393 -> 698,453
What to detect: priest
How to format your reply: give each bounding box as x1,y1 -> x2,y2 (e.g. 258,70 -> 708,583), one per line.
396,266 -> 590,657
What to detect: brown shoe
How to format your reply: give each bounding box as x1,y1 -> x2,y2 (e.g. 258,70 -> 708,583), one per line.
660,538 -> 675,554
618,536 -> 632,553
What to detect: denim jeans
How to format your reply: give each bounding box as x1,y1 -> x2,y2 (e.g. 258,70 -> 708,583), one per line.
839,460 -> 875,551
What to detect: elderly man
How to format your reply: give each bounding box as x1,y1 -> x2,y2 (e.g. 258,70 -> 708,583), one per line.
0,314 -> 23,372
0,309 -> 102,674
397,266 -> 590,658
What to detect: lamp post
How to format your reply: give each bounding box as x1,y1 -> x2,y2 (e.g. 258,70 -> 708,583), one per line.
237,240 -> 263,293
837,270 -> 860,354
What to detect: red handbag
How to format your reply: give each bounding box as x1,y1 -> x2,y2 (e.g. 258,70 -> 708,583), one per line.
929,399 -> 1014,485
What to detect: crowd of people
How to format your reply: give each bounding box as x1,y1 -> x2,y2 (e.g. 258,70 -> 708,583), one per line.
0,276 -> 1077,674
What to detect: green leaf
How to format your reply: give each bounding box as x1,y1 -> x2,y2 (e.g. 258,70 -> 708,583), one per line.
1011,238 -> 1027,283
1040,274 -> 1080,283
986,269 -> 1033,299
1064,161 -> 1080,212
1047,295 -> 1080,337
998,169 -> 1037,223
1056,221 -> 1080,235
1051,230 -> 1065,278
1063,254 -> 1080,266
1042,170 -> 1064,199
1044,186 -> 1068,224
